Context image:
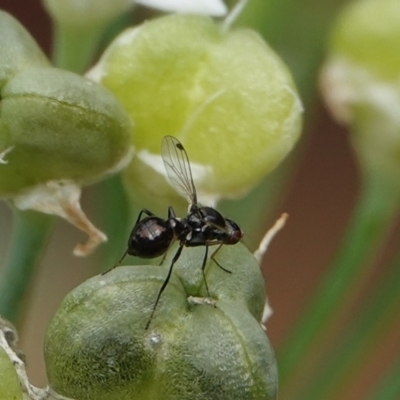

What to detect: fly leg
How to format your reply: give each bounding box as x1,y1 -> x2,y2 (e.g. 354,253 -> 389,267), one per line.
145,243 -> 184,330
200,245 -> 211,297
200,243 -> 232,297
210,243 -> 232,274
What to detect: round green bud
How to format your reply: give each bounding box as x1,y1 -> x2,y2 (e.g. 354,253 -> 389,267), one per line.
321,0 -> 400,178
0,348 -> 23,400
89,14 -> 302,210
0,10 -> 49,90
0,66 -> 133,198
330,0 -> 400,81
44,243 -> 277,400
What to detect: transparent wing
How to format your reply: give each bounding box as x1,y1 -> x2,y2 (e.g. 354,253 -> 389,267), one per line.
161,136 -> 198,206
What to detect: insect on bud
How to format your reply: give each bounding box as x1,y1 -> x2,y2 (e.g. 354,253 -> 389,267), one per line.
45,135 -> 278,399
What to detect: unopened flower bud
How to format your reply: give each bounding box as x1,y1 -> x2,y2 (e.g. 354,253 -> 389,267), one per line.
89,14 -> 302,211
321,0 -> 400,177
0,12 -> 134,254
45,243 -> 278,400
1,66 -> 132,196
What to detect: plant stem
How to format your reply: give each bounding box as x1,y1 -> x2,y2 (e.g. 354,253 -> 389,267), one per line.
96,175 -> 133,271
52,23 -> 104,73
300,245 -> 400,399
0,208 -> 54,323
52,11 -> 133,73
367,357 -> 400,400
278,170 -> 400,385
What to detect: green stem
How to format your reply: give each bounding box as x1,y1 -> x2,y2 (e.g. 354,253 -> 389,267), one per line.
278,170 -> 400,385
52,22 -> 104,72
51,11 -> 133,72
0,208 -> 54,323
96,175 -> 133,271
300,245 -> 400,399
367,358 -> 400,400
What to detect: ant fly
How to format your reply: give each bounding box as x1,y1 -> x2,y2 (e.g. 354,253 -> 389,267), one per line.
109,135 -> 243,329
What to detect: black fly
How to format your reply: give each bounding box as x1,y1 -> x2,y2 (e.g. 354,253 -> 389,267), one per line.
110,136 -> 243,329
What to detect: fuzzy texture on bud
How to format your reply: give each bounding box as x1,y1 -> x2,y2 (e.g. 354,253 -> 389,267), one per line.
45,243 -> 278,400
0,347 -> 23,400
88,14 -> 302,211
0,66 -> 133,197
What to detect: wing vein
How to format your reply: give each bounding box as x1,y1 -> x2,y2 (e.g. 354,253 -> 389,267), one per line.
161,136 -> 198,206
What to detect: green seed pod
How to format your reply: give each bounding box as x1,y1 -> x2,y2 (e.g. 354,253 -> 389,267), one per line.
0,10 -> 49,90
0,11 -> 134,254
0,347 -> 23,400
0,67 -> 133,254
89,13 -> 302,212
0,66 -> 133,197
44,243 -> 278,400
321,0 -> 400,177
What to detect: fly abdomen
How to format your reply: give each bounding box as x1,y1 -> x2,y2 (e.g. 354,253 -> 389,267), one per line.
128,217 -> 174,258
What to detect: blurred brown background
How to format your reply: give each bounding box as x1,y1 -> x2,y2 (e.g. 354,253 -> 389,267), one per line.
1,1 -> 399,398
